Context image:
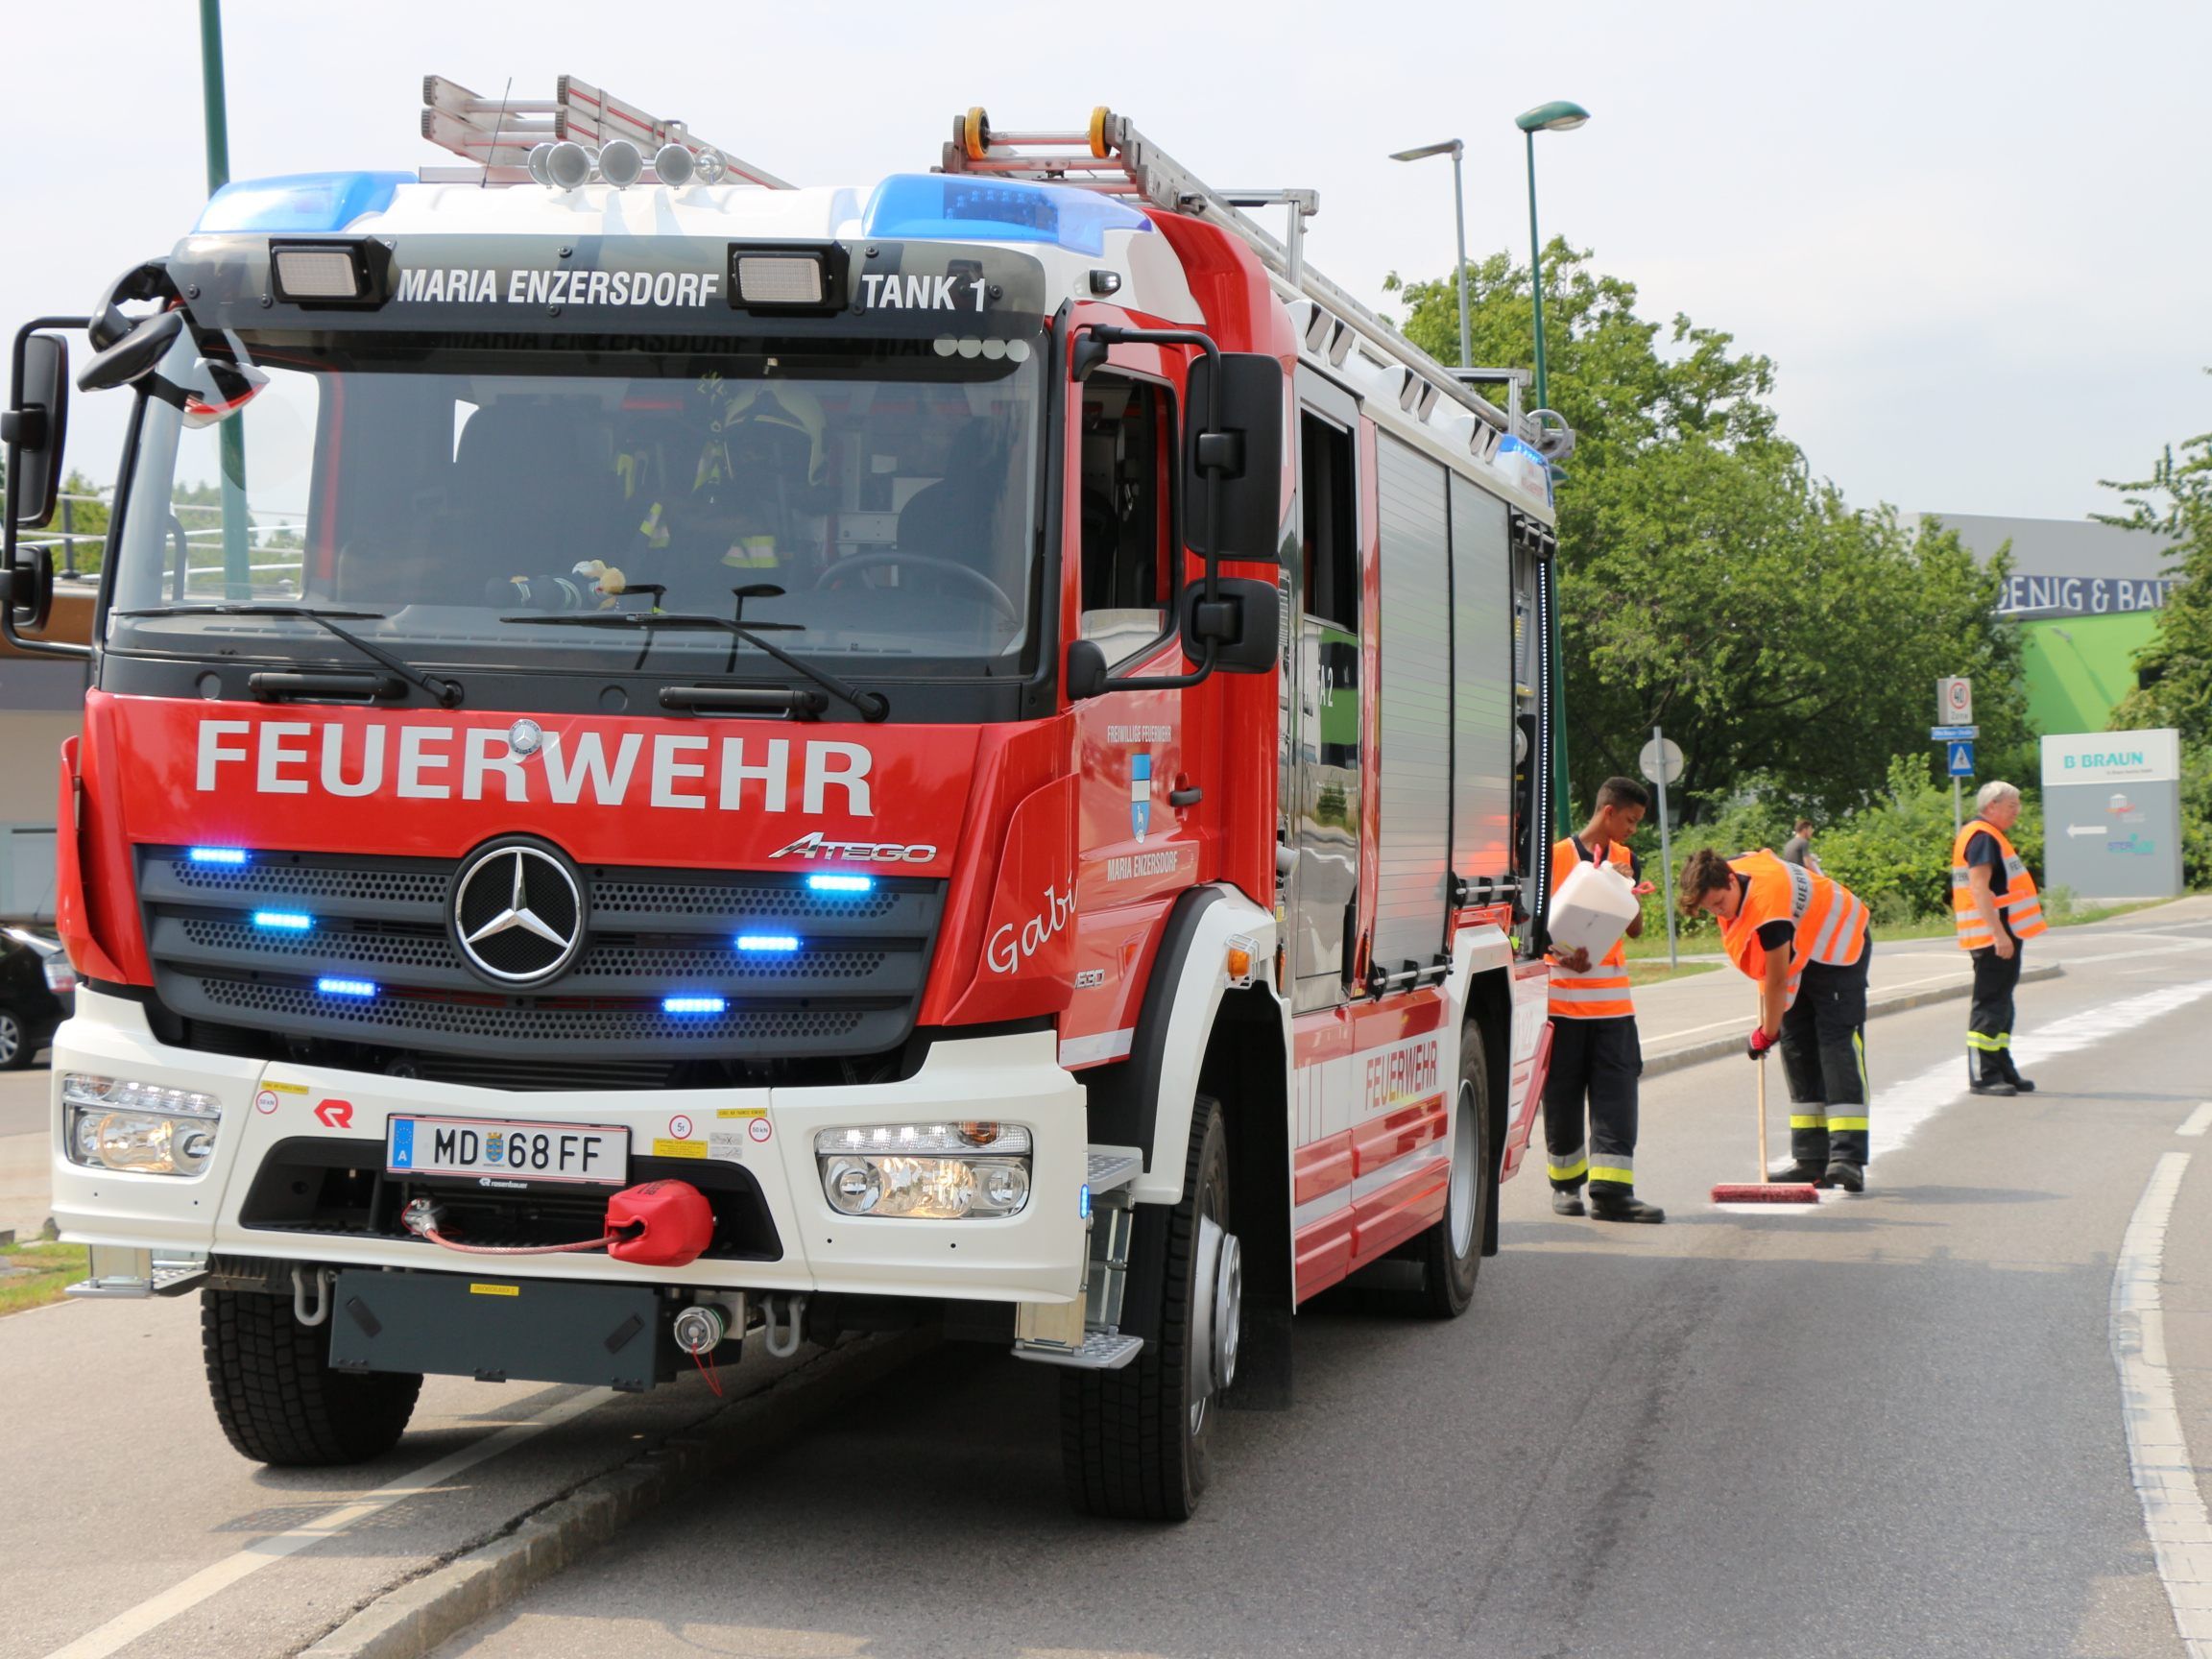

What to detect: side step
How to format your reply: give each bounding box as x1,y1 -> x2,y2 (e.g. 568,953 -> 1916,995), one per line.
65,1245 -> 208,1300
1012,1143 -> 1145,1371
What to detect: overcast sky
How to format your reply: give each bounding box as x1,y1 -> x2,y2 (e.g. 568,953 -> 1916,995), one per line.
10,0 -> 2207,524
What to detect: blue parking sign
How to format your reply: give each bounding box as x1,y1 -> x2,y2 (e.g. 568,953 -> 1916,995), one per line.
1948,740 -> 1975,777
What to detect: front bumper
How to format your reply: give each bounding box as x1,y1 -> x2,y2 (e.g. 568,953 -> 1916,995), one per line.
51,987 -> 1091,1304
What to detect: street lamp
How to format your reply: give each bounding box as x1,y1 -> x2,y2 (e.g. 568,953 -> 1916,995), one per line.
1388,138 -> 1471,370
1513,99 -> 1588,840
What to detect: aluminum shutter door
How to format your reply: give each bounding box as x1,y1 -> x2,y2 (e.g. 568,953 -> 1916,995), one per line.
1449,474 -> 1513,884
1372,435 -> 1453,974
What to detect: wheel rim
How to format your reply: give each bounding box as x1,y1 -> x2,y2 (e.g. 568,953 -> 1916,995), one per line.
1449,1077 -> 1479,1257
0,1013 -> 23,1065
1190,1199 -> 1239,1438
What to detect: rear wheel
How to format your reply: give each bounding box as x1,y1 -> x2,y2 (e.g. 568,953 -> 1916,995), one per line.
1416,1022 -> 1491,1318
202,1288 -> 421,1466
0,1008 -> 31,1070
1061,1094 -> 1237,1520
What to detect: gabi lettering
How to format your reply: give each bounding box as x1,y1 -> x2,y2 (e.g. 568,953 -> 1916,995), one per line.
986,883 -> 1076,975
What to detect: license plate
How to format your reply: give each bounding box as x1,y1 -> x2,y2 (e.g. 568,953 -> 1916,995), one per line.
386,1116 -> 629,1186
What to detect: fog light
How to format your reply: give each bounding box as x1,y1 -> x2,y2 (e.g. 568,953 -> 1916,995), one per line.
815,1122 -> 1032,1219
62,1072 -> 221,1176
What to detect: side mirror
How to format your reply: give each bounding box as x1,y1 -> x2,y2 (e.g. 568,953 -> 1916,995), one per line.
77,308 -> 184,396
1181,576 -> 1280,675
1183,352 -> 1285,562
3,333 -> 70,529
1065,638 -> 1110,701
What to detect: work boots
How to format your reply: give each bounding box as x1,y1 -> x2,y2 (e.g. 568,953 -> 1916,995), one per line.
1824,1163 -> 1865,1193
1588,1190 -> 1666,1224
1968,1051 -> 2016,1096
1551,1189 -> 1586,1217
1767,1162 -> 1831,1187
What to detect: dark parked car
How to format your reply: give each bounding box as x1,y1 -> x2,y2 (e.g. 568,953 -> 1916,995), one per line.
0,927 -> 74,1069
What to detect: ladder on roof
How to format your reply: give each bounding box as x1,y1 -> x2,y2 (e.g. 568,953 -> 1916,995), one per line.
941,107 -> 1517,437
420,75 -> 789,189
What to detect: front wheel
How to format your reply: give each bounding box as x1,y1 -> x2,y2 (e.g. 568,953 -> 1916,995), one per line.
0,1007 -> 32,1070
1416,1022 -> 1491,1318
202,1289 -> 421,1466
1061,1094 -> 1237,1520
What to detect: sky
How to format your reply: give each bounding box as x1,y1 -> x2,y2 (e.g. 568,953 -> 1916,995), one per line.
8,0 -> 2208,524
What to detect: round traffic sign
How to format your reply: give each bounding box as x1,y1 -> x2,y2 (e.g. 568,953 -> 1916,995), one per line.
1638,736 -> 1684,786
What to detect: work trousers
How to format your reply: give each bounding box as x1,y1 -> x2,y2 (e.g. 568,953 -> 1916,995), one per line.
1545,1015 -> 1641,1197
1779,945 -> 1871,1169
1968,940 -> 2025,1086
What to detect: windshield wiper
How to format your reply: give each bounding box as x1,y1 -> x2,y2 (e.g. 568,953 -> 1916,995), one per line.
116,605 -> 463,708
499,611 -> 889,722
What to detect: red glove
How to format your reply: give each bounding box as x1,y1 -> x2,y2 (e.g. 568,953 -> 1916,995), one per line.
1746,1026 -> 1779,1061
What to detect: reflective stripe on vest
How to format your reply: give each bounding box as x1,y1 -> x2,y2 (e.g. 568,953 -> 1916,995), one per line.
1950,819 -> 2048,950
1549,835 -> 1636,1019
1719,850 -> 1868,1010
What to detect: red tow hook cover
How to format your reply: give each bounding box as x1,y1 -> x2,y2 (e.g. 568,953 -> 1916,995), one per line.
607,1180 -> 714,1267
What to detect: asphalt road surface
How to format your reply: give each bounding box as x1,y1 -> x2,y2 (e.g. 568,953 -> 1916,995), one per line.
430,917 -> 2212,1659
7,910 -> 2211,1659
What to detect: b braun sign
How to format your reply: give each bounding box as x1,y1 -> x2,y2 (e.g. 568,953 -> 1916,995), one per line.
2040,729 -> 2182,901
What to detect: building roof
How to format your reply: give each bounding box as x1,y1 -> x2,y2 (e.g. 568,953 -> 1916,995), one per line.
1921,512 -> 2176,581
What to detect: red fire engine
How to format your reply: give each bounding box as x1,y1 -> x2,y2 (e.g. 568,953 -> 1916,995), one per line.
0,84 -> 1572,1520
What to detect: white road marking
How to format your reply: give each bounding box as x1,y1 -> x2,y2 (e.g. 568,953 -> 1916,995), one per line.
2056,937 -> 2212,967
2180,1104 -> 2212,1139
41,1385 -> 613,1659
2109,1152 -> 2212,1655
1871,980 -> 2212,1165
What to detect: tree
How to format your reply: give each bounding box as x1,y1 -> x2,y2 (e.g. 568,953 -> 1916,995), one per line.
2104,376 -> 2212,742
1385,245 -> 2026,819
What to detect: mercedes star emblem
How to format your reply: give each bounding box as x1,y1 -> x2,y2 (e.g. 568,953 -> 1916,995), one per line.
506,718 -> 543,757
450,841 -> 585,985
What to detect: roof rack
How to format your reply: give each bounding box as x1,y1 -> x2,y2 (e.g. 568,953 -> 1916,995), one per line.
941,107 -> 1521,437
420,75 -> 789,189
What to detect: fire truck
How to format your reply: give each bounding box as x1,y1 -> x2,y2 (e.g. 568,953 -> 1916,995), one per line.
0,82 -> 1571,1520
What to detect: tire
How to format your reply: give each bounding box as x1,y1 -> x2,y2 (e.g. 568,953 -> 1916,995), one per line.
0,1008 -> 31,1070
202,1288 -> 421,1466
1062,1094 -> 1235,1521
1416,1022 -> 1491,1318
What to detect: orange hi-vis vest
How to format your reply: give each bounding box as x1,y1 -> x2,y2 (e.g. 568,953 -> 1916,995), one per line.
1951,819 -> 2047,950
1548,836 -> 1636,1020
1719,849 -> 1869,1009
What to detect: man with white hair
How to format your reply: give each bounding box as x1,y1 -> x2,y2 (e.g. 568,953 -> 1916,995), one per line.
1949,780 -> 2048,1095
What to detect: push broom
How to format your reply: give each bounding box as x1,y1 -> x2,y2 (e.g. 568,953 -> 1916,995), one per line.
1711,1048 -> 1820,1205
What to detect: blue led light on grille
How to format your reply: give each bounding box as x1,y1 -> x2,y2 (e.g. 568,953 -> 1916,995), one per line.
1079,1184 -> 1092,1220
316,977 -> 377,999
188,847 -> 251,866
252,911 -> 313,932
805,874 -> 874,895
663,995 -> 729,1016
860,173 -> 1152,257
735,934 -> 801,953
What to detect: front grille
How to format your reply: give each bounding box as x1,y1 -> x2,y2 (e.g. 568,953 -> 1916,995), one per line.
139,847 -> 944,1070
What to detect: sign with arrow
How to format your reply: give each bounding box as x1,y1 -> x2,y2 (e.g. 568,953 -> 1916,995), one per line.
1947,740 -> 1975,778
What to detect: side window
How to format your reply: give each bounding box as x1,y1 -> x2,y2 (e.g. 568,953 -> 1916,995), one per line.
1301,411 -> 1358,632
1291,408 -> 1364,1003
1077,374 -> 1171,662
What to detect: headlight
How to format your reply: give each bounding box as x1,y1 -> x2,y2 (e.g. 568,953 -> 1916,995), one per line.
62,1072 -> 222,1176
815,1122 -> 1032,1219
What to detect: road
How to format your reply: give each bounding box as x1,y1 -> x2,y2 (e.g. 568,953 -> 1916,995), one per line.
2,907 -> 2207,1659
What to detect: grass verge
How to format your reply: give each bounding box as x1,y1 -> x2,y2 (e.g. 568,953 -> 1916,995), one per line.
0,1240 -> 85,1317
1625,960 -> 1720,988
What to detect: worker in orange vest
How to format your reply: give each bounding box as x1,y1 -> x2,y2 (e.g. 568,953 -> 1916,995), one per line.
1544,777 -> 1663,1223
1681,847 -> 1874,1191
1952,780 -> 2048,1095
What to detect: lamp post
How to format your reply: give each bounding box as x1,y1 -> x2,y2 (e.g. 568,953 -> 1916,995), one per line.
1513,99 -> 1588,840
1388,138 -> 1471,369
199,0 -> 252,598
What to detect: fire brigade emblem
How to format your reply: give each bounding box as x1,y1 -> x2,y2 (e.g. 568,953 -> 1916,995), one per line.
1131,754 -> 1152,843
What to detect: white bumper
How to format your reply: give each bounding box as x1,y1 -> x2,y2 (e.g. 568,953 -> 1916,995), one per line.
51,988 -> 1091,1304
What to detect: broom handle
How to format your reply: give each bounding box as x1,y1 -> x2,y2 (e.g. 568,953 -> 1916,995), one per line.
1756,1052 -> 1769,1180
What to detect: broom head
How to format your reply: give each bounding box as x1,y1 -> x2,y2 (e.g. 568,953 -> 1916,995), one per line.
1711,1181 -> 1820,1205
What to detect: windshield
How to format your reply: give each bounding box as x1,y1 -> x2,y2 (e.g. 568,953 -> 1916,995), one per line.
107,331 -> 1043,679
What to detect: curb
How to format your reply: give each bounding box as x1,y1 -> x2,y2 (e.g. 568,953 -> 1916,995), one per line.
1642,962 -> 2065,1078
301,1325 -> 938,1659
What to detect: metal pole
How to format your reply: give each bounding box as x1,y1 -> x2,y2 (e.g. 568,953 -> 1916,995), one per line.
200,0 -> 252,600
1653,725 -> 1678,972
1527,130 -> 1571,835
1953,776 -> 1961,838
1527,132 -> 1550,411
60,495 -> 75,578
1450,142 -> 1472,370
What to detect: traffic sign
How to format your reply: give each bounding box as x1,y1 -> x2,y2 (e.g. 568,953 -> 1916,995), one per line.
1931,724 -> 1979,741
1938,678 -> 1973,724
1947,740 -> 1975,778
1638,734 -> 1684,786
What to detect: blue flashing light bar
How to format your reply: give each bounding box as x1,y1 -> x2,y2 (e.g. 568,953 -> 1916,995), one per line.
663,995 -> 729,1016
188,847 -> 251,866
860,174 -> 1152,258
806,874 -> 875,895
252,911 -> 314,932
316,977 -> 377,999
195,172 -> 411,234
735,934 -> 801,953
